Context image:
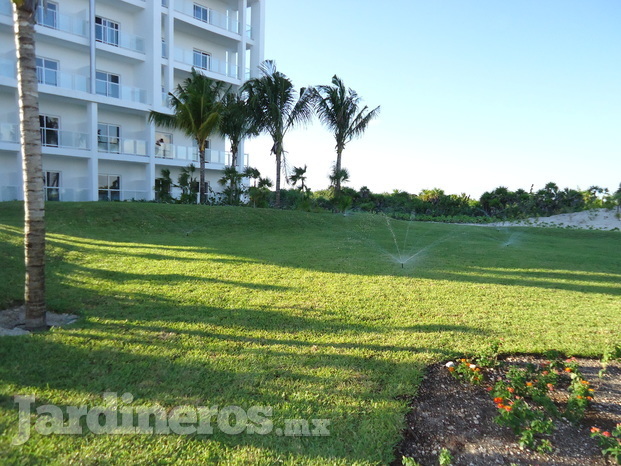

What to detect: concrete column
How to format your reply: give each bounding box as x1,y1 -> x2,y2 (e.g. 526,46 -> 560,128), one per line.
87,102 -> 98,201
249,0 -> 265,73
167,0 -> 175,93
238,0 -> 247,80
89,0 -> 96,95
146,116 -> 156,201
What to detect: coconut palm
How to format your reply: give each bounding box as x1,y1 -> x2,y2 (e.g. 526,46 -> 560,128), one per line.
314,75 -> 380,194
220,91 -> 258,169
242,60 -> 314,207
149,70 -> 228,204
13,0 -> 46,330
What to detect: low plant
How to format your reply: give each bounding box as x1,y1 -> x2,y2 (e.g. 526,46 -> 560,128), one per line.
591,424 -> 621,464
599,343 -> 621,377
438,447 -> 453,465
446,359 -> 483,385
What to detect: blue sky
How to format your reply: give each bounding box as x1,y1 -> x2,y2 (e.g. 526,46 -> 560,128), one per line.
244,0 -> 621,198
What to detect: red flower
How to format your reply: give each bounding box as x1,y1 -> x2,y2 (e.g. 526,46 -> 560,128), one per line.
494,397 -> 503,403
564,367 -> 572,372
504,405 -> 512,412
507,387 -> 515,393
603,431 -> 612,437
591,427 -> 600,433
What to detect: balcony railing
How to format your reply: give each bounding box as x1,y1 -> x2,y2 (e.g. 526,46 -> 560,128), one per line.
0,58 -> 15,79
0,185 -> 20,202
174,48 -> 238,79
174,0 -> 239,34
96,27 -> 145,54
37,69 -> 90,93
98,136 -> 147,157
95,80 -> 147,104
155,144 -> 247,166
35,7 -> 88,37
0,123 -> 18,143
41,130 -> 90,150
0,2 -> 11,16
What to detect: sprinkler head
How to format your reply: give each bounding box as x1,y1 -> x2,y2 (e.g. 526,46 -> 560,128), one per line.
401,263 -> 404,268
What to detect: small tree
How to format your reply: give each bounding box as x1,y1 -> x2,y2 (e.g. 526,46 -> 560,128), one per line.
149,70 -> 227,204
218,166 -> 245,205
155,169 -> 173,202
177,165 -> 199,204
288,165 -> 309,194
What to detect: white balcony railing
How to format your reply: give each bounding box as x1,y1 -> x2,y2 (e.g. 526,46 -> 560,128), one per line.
35,7 -> 88,37
96,28 -> 145,54
95,80 -> 147,104
98,137 -> 147,157
41,130 -> 90,150
174,48 -> 238,79
0,185 -> 20,202
38,69 -> 90,93
155,144 -> 247,166
0,123 -> 18,143
0,2 -> 11,16
0,58 -> 15,80
174,0 -> 239,34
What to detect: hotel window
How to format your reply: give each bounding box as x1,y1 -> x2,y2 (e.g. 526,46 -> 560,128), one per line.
44,171 -> 61,201
193,4 -> 210,23
155,132 -> 172,158
36,1 -> 57,29
193,50 -> 211,70
97,124 -> 121,153
95,17 -> 119,47
39,114 -> 59,147
95,71 -> 120,98
98,174 -> 121,201
36,57 -> 58,86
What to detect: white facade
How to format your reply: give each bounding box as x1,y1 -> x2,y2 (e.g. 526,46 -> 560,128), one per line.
0,0 -> 264,202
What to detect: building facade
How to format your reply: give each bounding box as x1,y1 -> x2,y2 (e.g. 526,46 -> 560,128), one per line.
0,0 -> 264,202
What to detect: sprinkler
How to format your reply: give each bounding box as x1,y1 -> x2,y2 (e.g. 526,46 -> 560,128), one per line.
401,263 -> 404,268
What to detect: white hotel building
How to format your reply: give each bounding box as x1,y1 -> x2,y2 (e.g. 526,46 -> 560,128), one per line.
0,0 -> 264,202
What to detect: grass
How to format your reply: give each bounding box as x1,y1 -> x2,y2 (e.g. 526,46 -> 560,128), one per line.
0,202 -> 619,464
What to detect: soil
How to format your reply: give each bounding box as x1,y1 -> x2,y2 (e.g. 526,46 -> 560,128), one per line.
0,305 -> 78,335
394,356 -> 621,465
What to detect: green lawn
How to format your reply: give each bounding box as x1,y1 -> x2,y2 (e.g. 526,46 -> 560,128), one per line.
0,202 -> 619,464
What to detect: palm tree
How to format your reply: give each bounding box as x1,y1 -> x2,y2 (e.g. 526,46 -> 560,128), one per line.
13,0 -> 46,330
314,75 -> 380,194
220,91 -> 258,169
288,165 -> 308,192
149,70 -> 228,204
242,60 -> 314,207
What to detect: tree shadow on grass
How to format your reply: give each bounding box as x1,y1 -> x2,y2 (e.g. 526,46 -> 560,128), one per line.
0,309 -> 482,463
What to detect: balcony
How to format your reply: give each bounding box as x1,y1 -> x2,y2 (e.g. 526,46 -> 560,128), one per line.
95,79 -> 147,104
98,136 -> 147,157
0,58 -> 15,80
155,144 -> 247,166
37,68 -> 90,93
0,1 -> 10,16
0,185 -> 20,202
174,47 -> 238,79
35,7 -> 88,38
96,25 -> 145,54
174,0 -> 239,35
0,123 -> 18,143
41,129 -> 90,150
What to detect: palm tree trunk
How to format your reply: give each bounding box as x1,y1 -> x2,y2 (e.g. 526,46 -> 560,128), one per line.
275,150 -> 281,208
198,146 -> 206,204
335,146 -> 343,194
13,1 -> 47,330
